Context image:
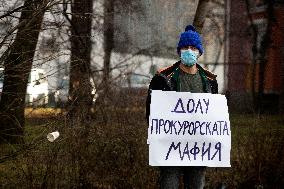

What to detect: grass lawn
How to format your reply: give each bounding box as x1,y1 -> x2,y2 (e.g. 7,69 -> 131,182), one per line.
1,109 -> 283,188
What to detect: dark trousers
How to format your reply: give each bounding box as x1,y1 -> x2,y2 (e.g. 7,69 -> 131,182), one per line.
159,166 -> 206,189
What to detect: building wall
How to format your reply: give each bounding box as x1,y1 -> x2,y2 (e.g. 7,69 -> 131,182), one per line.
265,4 -> 284,113
228,0 -> 252,92
227,0 -> 284,112
249,5 -> 284,94
264,6 -> 284,94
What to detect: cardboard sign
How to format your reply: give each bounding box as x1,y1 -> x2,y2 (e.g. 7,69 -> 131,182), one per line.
148,90 -> 231,167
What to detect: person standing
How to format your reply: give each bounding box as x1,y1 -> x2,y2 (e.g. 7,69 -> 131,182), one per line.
146,25 -> 218,189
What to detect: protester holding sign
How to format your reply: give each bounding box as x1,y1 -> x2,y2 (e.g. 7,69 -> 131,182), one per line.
146,25 -> 219,189
148,91 -> 231,168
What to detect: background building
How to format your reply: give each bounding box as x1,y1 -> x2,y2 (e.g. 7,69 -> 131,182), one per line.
113,0 -> 226,92
225,0 -> 284,113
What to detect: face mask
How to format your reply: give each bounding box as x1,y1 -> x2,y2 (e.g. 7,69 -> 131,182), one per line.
180,49 -> 198,66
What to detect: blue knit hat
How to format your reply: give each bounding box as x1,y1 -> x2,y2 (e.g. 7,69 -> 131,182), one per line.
177,25 -> 204,55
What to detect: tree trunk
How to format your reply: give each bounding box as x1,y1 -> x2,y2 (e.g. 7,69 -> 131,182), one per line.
244,0 -> 258,112
193,0 -> 211,33
256,1 -> 275,113
244,0 -> 276,113
102,0 -> 114,95
67,0 -> 93,126
0,0 -> 47,144
66,2 -> 93,186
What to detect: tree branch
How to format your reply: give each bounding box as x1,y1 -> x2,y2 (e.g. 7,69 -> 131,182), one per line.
0,5 -> 26,20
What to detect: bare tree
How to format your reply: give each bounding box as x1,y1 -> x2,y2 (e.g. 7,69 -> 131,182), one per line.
102,0 -> 114,95
67,0 -> 93,125
98,0 -> 144,97
256,0 -> 276,113
245,0 -> 277,113
193,0 -> 211,33
244,0 -> 259,111
0,0 -> 50,144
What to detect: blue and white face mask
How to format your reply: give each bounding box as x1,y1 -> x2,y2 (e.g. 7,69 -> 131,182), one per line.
180,49 -> 199,67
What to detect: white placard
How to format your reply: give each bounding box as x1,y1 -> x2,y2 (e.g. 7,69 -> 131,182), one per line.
148,90 -> 231,167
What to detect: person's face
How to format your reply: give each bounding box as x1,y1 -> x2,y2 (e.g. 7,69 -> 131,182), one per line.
180,45 -> 198,51
179,45 -> 200,57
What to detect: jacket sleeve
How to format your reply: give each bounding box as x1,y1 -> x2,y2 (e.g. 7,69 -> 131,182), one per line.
145,74 -> 167,123
209,79 -> 218,94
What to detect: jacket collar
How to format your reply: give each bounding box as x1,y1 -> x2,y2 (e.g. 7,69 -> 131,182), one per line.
158,61 -> 217,81
157,61 -> 216,93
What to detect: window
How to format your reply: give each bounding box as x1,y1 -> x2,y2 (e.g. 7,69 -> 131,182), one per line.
130,73 -> 150,87
252,19 -> 267,61
38,72 -> 47,83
